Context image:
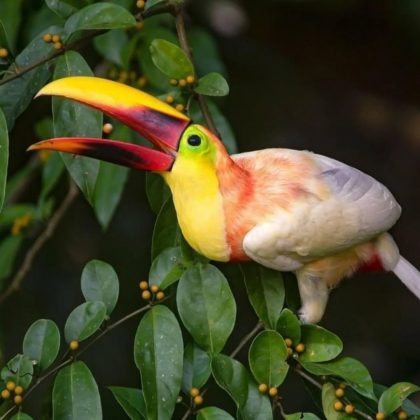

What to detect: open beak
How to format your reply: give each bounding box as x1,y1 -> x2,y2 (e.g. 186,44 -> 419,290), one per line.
28,76 -> 191,171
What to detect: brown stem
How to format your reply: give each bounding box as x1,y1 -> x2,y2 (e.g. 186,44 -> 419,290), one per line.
0,180 -> 78,304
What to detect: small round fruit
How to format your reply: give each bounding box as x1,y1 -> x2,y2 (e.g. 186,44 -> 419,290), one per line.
53,42 -> 62,50
376,413 -> 385,420
284,338 -> 293,347
43,33 -> 52,42
1,389 -> 10,399
142,290 -> 151,300
139,280 -> 149,290
186,75 -> 195,84
175,104 -> 185,112
165,95 -> 174,104
136,0 -> 145,8
14,395 -> 23,405
287,347 -> 293,357
150,284 -> 159,293
14,386 -> 23,395
398,411 -> 408,420
102,123 -> 113,134
345,404 -> 355,414
69,340 -> 79,351
6,381 -> 16,391
295,343 -> 305,353
52,34 -> 61,43
339,382 -> 346,389
170,79 -> 178,86
178,79 -> 187,87
0,48 -> 8,58
335,388 -> 344,398
137,76 -> 147,87
334,401 -> 343,411
193,395 -> 203,405
268,387 -> 278,397
258,383 -> 268,393
156,291 -> 165,301
190,387 -> 200,397
136,21 -> 144,30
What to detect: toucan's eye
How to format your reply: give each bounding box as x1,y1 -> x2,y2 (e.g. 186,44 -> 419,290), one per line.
187,134 -> 201,147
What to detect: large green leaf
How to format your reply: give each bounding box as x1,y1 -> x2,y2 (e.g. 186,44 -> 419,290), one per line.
108,386 -> 146,420
321,383 -> 350,420
0,108 -> 8,212
0,235 -> 24,291
65,2 -> 136,37
241,263 -> 285,330
81,259 -> 119,315
22,319 -> 60,372
93,29 -> 128,67
150,39 -> 194,79
212,354 -> 272,420
177,264 -> 236,354
378,382 -> 420,416
134,305 -> 183,420
298,325 -> 342,363
182,341 -> 212,394
1,354 -> 33,389
52,51 -> 102,205
53,361 -> 102,419
46,0 -> 88,19
276,308 -> 301,344
64,301 -> 107,342
301,357 -> 375,401
195,72 -> 229,96
248,330 -> 289,387
197,407 -> 235,420
148,246 -> 186,290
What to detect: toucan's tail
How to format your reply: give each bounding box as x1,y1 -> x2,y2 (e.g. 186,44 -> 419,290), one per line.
393,256 -> 420,299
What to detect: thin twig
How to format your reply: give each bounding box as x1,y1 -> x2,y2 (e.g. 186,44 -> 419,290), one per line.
0,180 -> 78,304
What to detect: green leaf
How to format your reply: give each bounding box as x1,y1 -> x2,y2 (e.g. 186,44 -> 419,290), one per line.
53,361 -> 102,419
248,330 -> 289,387
1,354 -> 33,389
151,197 -> 181,260
212,354 -> 272,420
81,259 -> 119,315
301,357 -> 376,401
378,382 -> 420,416
0,0 -> 23,50
40,152 -> 65,201
177,264 -> 236,354
64,301 -> 107,342
65,2 -> 136,36
93,124 -> 131,230
150,39 -> 194,79
0,235 -> 24,291
298,324 -> 342,363
10,413 -> 33,420
22,319 -> 60,372
197,407 -> 235,420
52,51 -> 102,205
149,247 -> 186,290
108,387 -> 146,420
46,0 -> 88,19
182,341 -> 212,394
134,305 -> 183,420
93,29 -> 128,67
0,108 -> 8,212
322,383 -> 350,420
276,308 -> 301,345
145,172 -> 170,214
241,263 -> 285,329
285,413 -> 321,420
195,72 -> 229,96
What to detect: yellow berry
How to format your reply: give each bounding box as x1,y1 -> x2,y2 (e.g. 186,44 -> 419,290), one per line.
335,388 -> 345,398
193,395 -> 203,405
287,347 -> 293,357
142,290 -> 151,300
190,387 -> 200,397
268,387 -> 278,397
52,34 -> 61,43
284,338 -> 293,347
0,48 -> 8,58
178,79 -> 187,87
169,79 -> 178,86
102,123 -> 113,134
156,291 -> 165,301
14,395 -> 23,405
398,411 -> 408,420
136,21 -> 144,30
14,386 -> 23,395
1,389 -> 10,399
258,383 -> 268,393
150,284 -> 159,293
118,71 -> 128,83
137,76 -> 147,88
139,280 -> 149,290
295,343 -> 305,353
334,401 -> 343,411
43,33 -> 52,42
376,413 -> 385,420
165,95 -> 174,104
339,382 -> 346,389
69,340 -> 79,351
345,405 -> 355,415
186,75 -> 195,84
53,42 -> 62,50
136,0 -> 145,8
6,381 -> 16,391
175,104 -> 185,112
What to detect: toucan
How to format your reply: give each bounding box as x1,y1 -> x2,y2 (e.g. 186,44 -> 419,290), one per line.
29,76 -> 420,323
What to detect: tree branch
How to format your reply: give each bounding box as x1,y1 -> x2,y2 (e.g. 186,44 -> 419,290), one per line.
0,180 -> 78,304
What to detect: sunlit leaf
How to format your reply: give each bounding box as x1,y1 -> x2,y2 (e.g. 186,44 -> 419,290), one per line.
378,382 -> 420,416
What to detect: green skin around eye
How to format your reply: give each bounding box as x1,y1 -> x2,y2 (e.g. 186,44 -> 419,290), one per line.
178,125 -> 216,162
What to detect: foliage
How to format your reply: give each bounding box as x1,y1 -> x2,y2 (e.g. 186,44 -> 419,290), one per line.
0,0 -> 418,419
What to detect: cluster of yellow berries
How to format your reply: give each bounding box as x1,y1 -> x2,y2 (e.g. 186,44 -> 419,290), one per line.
1,381 -> 24,405
43,33 -> 63,50
375,410 -> 408,420
170,76 -> 195,87
190,387 -> 203,406
258,383 -> 278,397
139,280 -> 165,301
11,213 -> 32,236
0,47 -> 8,58
284,337 -> 305,357
164,95 -> 185,113
333,383 -> 355,414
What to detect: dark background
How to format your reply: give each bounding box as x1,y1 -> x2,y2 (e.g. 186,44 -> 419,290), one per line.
1,0 -> 420,417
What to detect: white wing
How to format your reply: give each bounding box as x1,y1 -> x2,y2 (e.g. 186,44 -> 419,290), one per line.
242,151 -> 401,271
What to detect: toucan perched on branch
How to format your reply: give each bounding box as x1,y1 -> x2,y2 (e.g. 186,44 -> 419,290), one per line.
29,76 -> 420,323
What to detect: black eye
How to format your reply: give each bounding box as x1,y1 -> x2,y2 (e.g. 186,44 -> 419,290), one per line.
187,134 -> 201,147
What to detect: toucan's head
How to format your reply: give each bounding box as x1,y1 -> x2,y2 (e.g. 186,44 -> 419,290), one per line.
29,76 -> 225,173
